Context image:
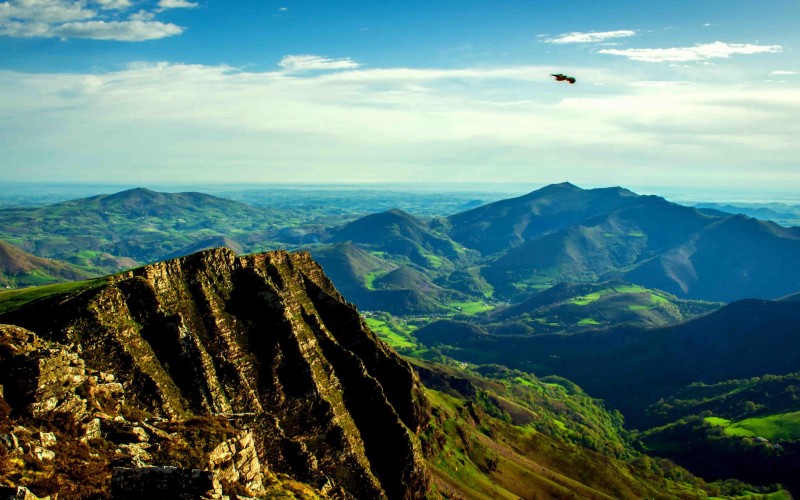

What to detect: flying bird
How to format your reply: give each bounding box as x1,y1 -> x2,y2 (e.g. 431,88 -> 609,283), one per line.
551,73 -> 576,84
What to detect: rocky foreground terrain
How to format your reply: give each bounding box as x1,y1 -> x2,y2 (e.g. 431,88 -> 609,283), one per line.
0,249 -> 431,499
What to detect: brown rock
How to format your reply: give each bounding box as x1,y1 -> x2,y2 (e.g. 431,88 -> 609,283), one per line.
1,250 -> 433,499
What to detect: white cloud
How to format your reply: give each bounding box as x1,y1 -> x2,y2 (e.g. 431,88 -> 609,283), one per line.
0,0 -> 96,23
52,19 -> 182,40
0,0 -> 186,40
279,54 -> 361,72
157,0 -> 197,9
546,30 -> 636,44
771,70 -> 797,75
94,0 -> 131,9
1,61 -> 797,187
278,6 -> 287,12
129,9 -> 154,21
599,41 -> 782,62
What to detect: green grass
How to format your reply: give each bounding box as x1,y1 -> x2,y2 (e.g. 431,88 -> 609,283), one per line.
569,292 -> 602,306
568,284 -> 649,306
628,305 -> 653,311
626,230 -> 646,237
704,412 -> 800,440
577,318 -> 601,326
421,252 -> 444,269
450,300 -> 494,315
364,317 -> 416,349
0,278 -> 106,314
513,377 -> 536,388
611,284 -> 646,293
363,270 -> 390,290
650,293 -> 671,305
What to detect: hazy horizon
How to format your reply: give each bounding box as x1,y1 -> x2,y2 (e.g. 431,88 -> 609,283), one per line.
2,180 -> 799,206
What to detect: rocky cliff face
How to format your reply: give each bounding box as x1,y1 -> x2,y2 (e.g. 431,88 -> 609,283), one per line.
0,249 -> 431,499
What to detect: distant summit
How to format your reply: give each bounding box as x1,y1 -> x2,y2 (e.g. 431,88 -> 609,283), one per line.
446,182 -> 641,255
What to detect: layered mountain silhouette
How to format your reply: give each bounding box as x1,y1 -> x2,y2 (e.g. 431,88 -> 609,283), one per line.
441,184 -> 800,302
443,182 -> 640,255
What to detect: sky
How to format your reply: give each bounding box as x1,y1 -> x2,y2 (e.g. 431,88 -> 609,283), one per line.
1,0 -> 798,191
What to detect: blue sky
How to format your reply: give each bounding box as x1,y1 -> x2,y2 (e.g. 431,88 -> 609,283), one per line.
1,0 -> 798,190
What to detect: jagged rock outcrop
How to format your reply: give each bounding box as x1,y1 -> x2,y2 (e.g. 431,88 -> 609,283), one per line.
207,431 -> 266,496
0,249 -> 432,499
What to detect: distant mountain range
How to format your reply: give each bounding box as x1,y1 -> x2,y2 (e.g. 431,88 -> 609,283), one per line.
3,183 -> 800,307
443,183 -> 800,302
0,187 -> 280,271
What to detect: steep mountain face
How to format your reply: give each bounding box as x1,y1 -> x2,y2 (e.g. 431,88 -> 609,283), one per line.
0,248 -> 431,499
0,239 -> 95,288
444,182 -> 641,255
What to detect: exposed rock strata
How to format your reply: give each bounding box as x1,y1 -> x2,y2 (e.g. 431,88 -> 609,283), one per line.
0,249 -> 431,499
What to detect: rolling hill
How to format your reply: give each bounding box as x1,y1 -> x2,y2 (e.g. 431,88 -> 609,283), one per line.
308,242 -> 452,315
0,239 -> 95,288
0,187 -> 279,272
491,279 -> 721,332
329,208 -> 470,268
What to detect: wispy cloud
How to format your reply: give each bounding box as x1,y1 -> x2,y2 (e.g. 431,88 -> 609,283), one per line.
1,60 -> 797,186
51,19 -> 182,41
545,30 -> 636,44
599,41 -> 782,62
771,70 -> 797,75
94,0 -> 132,9
279,55 -> 361,72
157,0 -> 198,9
0,0 -> 187,40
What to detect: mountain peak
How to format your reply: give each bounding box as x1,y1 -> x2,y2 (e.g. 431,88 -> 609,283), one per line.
533,182 -> 582,194
384,207 -> 415,218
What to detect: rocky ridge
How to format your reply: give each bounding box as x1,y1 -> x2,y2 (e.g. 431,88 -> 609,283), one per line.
0,249 -> 432,499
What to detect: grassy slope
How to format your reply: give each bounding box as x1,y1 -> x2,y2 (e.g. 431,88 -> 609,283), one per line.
415,360 -> 783,499
489,280 -> 721,334
638,374 -> 800,494
0,278 -> 108,315
0,240 -> 98,289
